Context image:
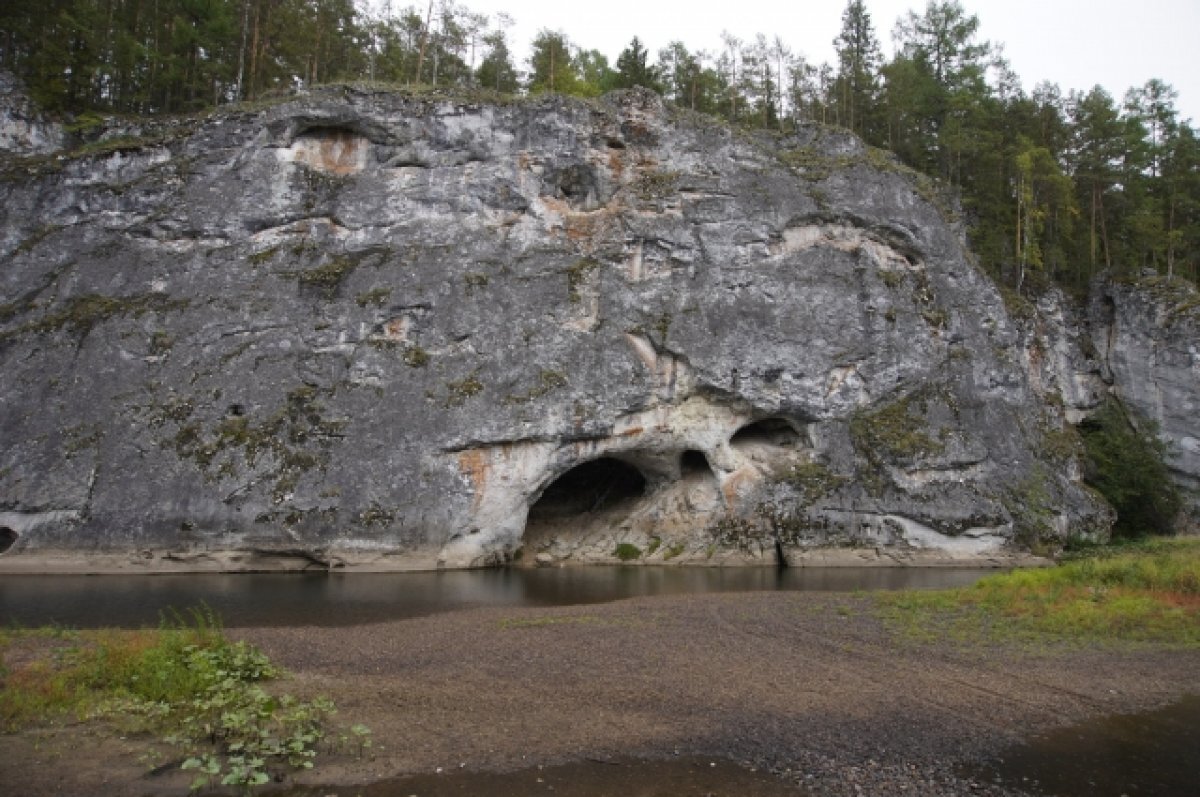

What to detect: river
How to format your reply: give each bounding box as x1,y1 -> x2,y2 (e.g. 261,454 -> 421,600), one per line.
0,565 -> 994,628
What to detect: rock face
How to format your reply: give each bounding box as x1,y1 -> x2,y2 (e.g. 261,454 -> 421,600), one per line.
1089,277 -> 1200,521
0,73 -> 64,156
0,86 -> 1112,569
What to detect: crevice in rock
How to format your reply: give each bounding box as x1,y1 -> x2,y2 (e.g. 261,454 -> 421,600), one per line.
785,212 -> 921,255
1099,293 -> 1118,377
730,418 -> 803,449
543,162 -> 602,209
0,526 -> 17,554
290,126 -> 371,175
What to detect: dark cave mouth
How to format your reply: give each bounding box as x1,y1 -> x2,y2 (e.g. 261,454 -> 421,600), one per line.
680,449 -> 714,478
526,457 -> 648,522
730,418 -> 803,448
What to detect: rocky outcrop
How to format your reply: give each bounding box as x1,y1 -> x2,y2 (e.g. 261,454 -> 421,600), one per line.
1089,276 -> 1200,521
1018,288 -> 1108,425
0,86 -> 1111,569
0,73 -> 64,156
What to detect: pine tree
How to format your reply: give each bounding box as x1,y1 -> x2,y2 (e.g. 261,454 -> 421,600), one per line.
476,30 -> 517,93
527,29 -> 577,95
1068,87 -> 1127,276
888,0 -> 993,182
1162,124 -> 1200,280
614,36 -> 659,91
832,0 -> 882,137
575,49 -> 615,97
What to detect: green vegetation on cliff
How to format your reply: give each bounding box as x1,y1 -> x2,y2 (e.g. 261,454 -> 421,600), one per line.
1079,400 -> 1182,539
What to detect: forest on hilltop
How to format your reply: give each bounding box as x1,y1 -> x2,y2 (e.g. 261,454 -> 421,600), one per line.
2,0 -> 1198,295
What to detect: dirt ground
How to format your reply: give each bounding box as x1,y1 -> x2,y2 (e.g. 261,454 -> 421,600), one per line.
2,590 -> 1198,796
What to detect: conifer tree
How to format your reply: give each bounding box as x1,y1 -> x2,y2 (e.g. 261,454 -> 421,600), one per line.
832,0 -> 882,137
476,29 -> 518,93
614,36 -> 659,91
527,30 -> 578,95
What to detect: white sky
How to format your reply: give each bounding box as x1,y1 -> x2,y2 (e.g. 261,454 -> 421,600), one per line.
449,0 -> 1200,124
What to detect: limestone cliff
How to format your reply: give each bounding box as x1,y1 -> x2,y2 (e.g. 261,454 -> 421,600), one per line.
0,72 -> 63,156
0,85 -> 1113,569
1090,276 -> 1200,524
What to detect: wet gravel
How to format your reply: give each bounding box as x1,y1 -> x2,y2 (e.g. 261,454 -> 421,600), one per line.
4,589 -> 1197,796
241,591 -> 1196,796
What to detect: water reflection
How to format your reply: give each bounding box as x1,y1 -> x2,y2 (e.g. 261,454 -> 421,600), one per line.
0,565 -> 994,629
970,696 -> 1200,796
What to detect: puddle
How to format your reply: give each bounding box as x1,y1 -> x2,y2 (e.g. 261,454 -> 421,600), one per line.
969,695 -> 1200,796
280,756 -> 806,797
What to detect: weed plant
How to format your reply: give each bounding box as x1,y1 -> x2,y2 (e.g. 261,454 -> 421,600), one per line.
0,604 -> 367,793
880,538 -> 1200,646
614,543 -> 643,561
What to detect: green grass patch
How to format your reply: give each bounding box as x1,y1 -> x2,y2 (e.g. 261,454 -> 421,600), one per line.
0,605 -> 367,793
614,543 -> 643,561
662,542 -> 687,560
878,538 -> 1200,647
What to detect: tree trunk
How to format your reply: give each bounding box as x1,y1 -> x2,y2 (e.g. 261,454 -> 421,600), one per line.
414,0 -> 433,85
1015,173 -> 1023,291
1090,182 -> 1098,273
1167,192 -> 1176,279
248,3 -> 261,100
235,0 -> 249,101
1098,189 -> 1112,271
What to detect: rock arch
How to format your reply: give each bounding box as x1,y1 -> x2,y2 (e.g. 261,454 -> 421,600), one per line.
522,458 -> 650,561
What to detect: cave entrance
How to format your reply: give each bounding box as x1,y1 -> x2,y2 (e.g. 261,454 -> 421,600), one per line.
0,527 -> 17,555
529,458 -> 647,520
523,458 -> 648,557
731,418 -> 802,449
680,449 -> 714,479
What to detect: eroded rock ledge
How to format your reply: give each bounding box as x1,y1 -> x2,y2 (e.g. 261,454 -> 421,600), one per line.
0,86 -> 1119,569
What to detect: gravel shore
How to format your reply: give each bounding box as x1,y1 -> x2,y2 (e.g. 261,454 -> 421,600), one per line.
4,590 -> 1197,796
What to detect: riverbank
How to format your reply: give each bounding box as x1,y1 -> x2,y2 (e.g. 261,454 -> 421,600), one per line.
3,587 -> 1198,796
0,546 -> 1051,574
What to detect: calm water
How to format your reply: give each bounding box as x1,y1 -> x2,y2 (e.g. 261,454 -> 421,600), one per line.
0,566 -> 994,628
972,695 -> 1200,797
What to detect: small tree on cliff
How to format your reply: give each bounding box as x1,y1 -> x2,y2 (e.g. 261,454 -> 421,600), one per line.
527,30 -> 579,95
614,37 -> 661,92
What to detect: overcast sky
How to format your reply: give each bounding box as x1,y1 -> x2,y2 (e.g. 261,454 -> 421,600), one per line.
448,0 -> 1199,123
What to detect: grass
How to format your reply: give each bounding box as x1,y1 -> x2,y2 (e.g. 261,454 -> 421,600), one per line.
879,538 -> 1200,647
0,605 -> 366,793
614,543 -> 643,561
